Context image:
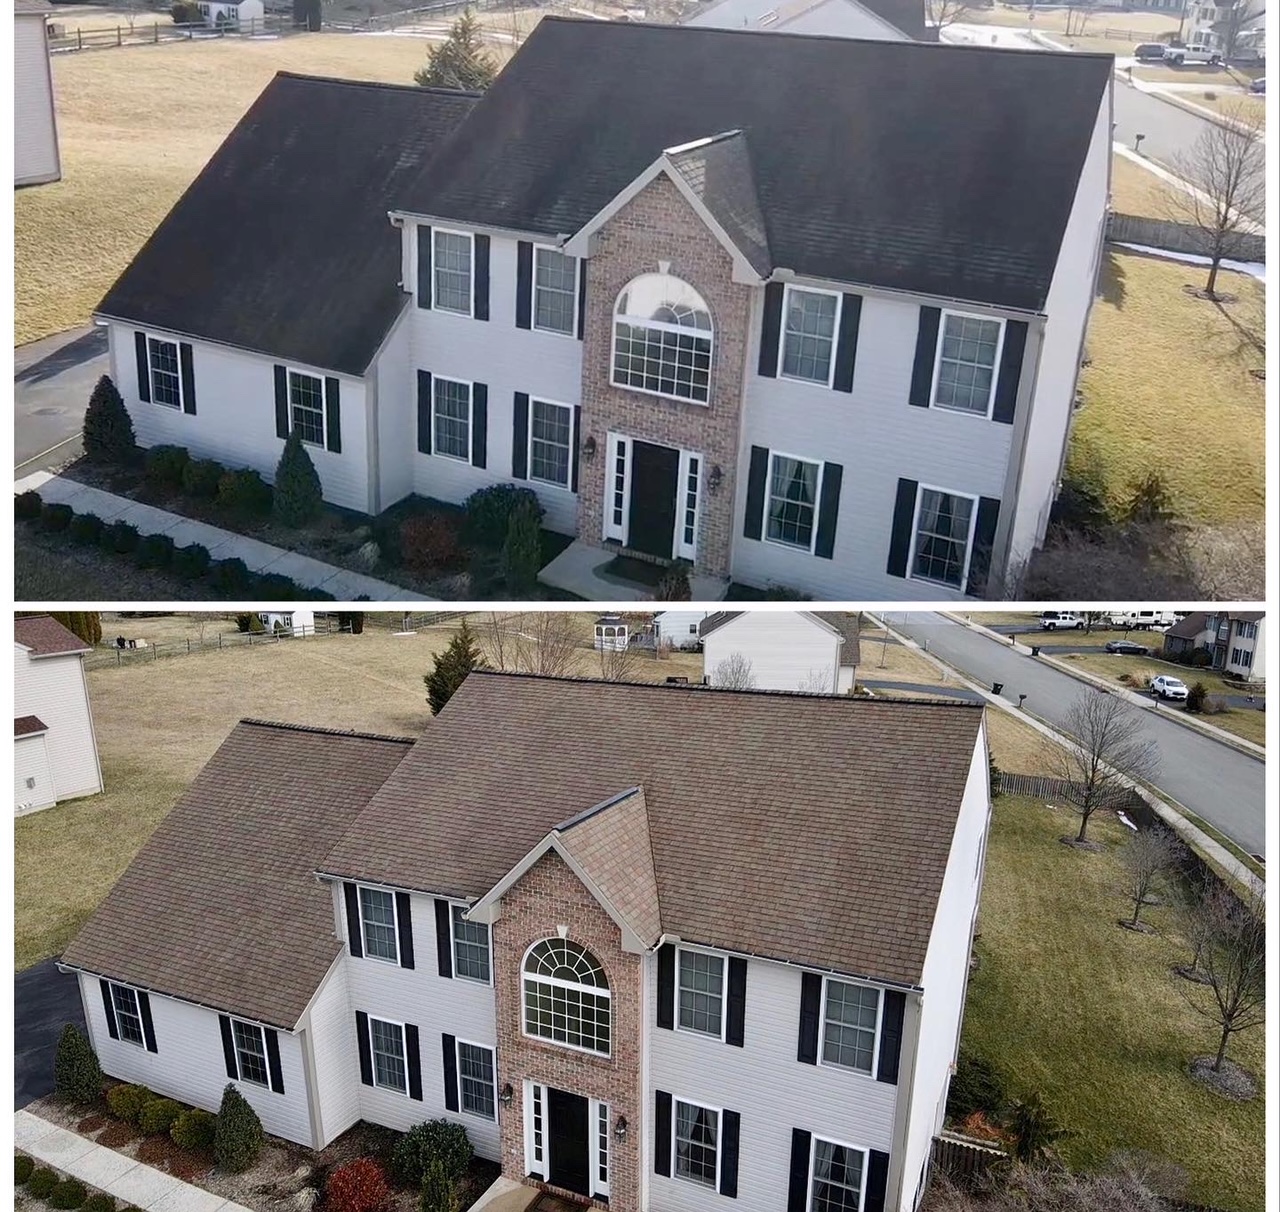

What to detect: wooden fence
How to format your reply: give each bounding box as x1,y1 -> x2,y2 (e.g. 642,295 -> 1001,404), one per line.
929,1134 -> 1006,1187
1108,212 -> 1266,264
48,15 -> 289,52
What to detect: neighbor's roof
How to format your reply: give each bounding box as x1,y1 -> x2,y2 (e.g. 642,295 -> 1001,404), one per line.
14,0 -> 54,15
14,715 -> 49,737
400,18 -> 1111,310
688,0 -> 930,42
323,672 -> 985,986
1164,612 -> 1209,640
13,616 -> 92,657
95,74 -> 478,377
698,611 -> 861,666
63,720 -> 415,1028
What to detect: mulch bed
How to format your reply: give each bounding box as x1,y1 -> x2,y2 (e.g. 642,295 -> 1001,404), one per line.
97,1120 -> 141,1149
1059,837 -> 1106,853
1117,919 -> 1158,934
1172,963 -> 1214,985
1188,1056 -> 1257,1100
137,1135 -> 213,1182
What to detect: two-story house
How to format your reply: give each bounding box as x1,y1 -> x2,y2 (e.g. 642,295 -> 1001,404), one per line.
93,19 -> 1112,600
700,610 -> 860,691
1162,611 -> 1266,682
62,671 -> 991,1212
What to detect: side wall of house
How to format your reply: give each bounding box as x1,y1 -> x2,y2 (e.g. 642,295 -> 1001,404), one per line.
307,959 -> 363,1148
371,304 -> 416,515
14,734 -> 57,813
701,613 -> 840,691
13,648 -> 102,801
14,14 -> 60,186
654,611 -> 712,648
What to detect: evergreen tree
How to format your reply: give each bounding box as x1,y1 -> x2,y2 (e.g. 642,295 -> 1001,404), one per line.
500,502 -> 543,594
82,376 -> 137,464
272,430 -> 324,527
424,620 -> 485,715
23,611 -> 104,646
214,1084 -> 264,1173
414,11 -> 497,91
53,1025 -> 103,1105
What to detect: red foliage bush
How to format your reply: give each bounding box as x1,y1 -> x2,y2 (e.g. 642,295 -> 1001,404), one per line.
399,511 -> 465,574
325,1157 -> 390,1212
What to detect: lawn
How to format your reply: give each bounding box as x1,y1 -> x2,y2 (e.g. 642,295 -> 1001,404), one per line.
1110,153 -> 1175,219
962,796 -> 1264,1211
1070,250 -> 1265,526
1188,91 -> 1266,128
15,32 -> 513,345
46,5 -> 175,31
963,5 -> 1175,53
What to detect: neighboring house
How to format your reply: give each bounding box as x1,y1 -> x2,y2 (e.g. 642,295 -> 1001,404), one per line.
95,20 -> 1112,601
1185,0 -> 1266,54
653,610 -> 714,649
260,608 -> 316,635
683,0 -> 932,41
14,0 -> 61,187
195,0 -> 265,25
701,610 -> 860,692
13,616 -> 104,812
64,673 -> 992,1212
1163,611 -> 1266,681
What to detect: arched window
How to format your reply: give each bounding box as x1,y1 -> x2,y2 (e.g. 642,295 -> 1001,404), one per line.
523,938 -> 611,1055
612,274 -> 713,404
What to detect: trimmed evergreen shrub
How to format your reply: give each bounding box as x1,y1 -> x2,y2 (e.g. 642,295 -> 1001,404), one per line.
15,489 -> 43,520
392,1118 -> 474,1187
134,533 -> 176,570
326,1157 -> 391,1212
27,1167 -> 59,1198
82,1195 -> 118,1212
54,1024 -> 103,1105
208,558 -> 252,596
214,1084 -> 263,1174
172,543 -> 212,582
464,484 -> 543,548
69,513 -> 106,546
105,1084 -> 152,1125
144,445 -> 191,492
182,458 -> 225,500
499,501 -> 543,593
419,1156 -> 460,1212
16,1154 -> 34,1183
39,502 -> 75,533
170,1108 -> 217,1152
138,1098 -> 184,1136
105,521 -> 141,555
83,375 -> 137,464
273,431 -> 323,527
49,1177 -> 89,1209
254,572 -> 298,599
216,468 -> 272,518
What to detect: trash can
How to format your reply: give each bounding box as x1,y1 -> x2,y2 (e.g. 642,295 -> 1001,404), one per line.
992,682 -> 1004,695
1031,645 -> 1041,656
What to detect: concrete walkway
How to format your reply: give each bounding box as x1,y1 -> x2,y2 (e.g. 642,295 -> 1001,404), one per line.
538,539 -> 728,602
15,1109 -> 254,1212
16,470 -> 430,602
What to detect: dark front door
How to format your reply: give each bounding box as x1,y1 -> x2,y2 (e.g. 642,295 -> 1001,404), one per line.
547,1087 -> 591,1198
627,440 -> 680,559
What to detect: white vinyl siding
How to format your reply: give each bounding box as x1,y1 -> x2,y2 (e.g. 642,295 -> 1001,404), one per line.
14,733 -> 57,814
701,612 -> 844,694
13,645 -> 101,803
307,960 -> 362,1148
14,13 -> 60,186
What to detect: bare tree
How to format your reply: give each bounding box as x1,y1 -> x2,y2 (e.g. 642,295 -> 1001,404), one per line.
1042,691 -> 1159,843
599,642 -> 640,682
478,611 -> 518,671
1063,1 -> 1096,36
1174,878 -> 1234,981
1118,826 -> 1181,927
1208,0 -> 1264,59
522,612 -> 581,677
925,1164 -> 1166,1212
711,652 -> 756,690
796,669 -> 834,694
1166,102 -> 1265,300
924,0 -> 969,29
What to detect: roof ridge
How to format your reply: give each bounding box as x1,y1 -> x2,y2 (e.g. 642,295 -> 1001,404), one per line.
237,718 -> 418,744
271,70 -> 483,98
555,786 -> 644,832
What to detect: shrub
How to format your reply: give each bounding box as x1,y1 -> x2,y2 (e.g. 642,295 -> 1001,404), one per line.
392,1119 -> 474,1188
16,489 -> 43,520
144,445 -> 191,492
69,512 -> 106,546
419,1156 -> 460,1212
464,483 -> 544,548
499,502 -> 543,592
209,558 -> 252,596
255,572 -> 298,599
326,1157 -> 391,1212
1189,648 -> 1214,668
1186,681 -> 1209,713
83,375 -> 136,464
172,543 -> 212,582
39,502 -> 75,533
171,0 -> 203,22
54,1024 -> 103,1105
214,1084 -> 263,1174
946,1050 -> 1011,1124
134,533 -> 176,570
49,1178 -> 89,1209
170,1108 -> 217,1153
655,560 -> 692,601
424,622 -> 484,716
182,458 -> 225,500
105,521 -> 141,555
235,613 -> 253,632
105,1083 -> 153,1125
27,1167 -> 59,1198
216,468 -> 272,518
82,1196 -> 118,1212
138,1098 -> 184,1136
16,1154 -> 34,1183
401,511 -> 465,574
273,431 -> 324,527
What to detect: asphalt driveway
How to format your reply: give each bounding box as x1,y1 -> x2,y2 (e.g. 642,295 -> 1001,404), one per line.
14,324 -> 108,474
14,958 -> 87,1110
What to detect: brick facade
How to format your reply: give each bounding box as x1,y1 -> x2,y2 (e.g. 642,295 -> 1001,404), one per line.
576,173 -> 754,579
493,851 -> 643,1211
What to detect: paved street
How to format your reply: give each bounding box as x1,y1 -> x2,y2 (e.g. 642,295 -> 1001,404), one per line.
14,958 -> 86,1110
886,613 -> 1267,859
14,324 -> 107,473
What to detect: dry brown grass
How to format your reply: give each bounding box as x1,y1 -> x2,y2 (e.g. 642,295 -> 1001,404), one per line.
1110,152 -> 1175,219
48,6 -> 176,31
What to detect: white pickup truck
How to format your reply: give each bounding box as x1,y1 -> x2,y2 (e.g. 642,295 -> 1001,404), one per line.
1163,42 -> 1223,65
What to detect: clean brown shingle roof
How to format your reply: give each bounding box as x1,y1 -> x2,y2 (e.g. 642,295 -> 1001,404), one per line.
14,616 -> 92,657
15,715 -> 48,736
324,673 -> 984,986
63,720 -> 414,1028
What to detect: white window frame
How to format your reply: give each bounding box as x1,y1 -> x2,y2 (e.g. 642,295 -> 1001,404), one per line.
671,1095 -> 722,1191
356,884 -> 400,967
591,1098 -> 611,1198
907,482 -> 980,592
777,284 -> 842,390
109,982 -> 146,1049
521,939 -> 612,1058
286,366 -> 326,449
455,1037 -> 498,1121
929,308 -> 1006,421
449,904 -> 493,987
818,976 -> 884,1079
675,945 -> 727,1043
230,1019 -> 270,1089
677,450 -> 701,561
368,1015 -> 409,1096
610,279 -> 714,407
603,433 -> 631,544
525,1080 -> 547,1179
763,450 -> 824,556
528,397 -> 577,492
532,244 -> 580,338
143,332 -> 184,412
432,376 -> 474,464
432,227 -> 475,318
807,1133 -> 871,1212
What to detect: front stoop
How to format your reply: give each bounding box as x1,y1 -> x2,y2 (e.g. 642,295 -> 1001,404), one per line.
538,539 -> 728,602
469,1176 -> 542,1212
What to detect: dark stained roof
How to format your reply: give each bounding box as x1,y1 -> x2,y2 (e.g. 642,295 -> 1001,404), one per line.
699,610 -> 861,667
323,672 -> 985,986
63,720 -> 414,1028
860,0 -> 930,39
15,715 -> 49,737
14,615 -> 92,657
95,74 -> 478,377
1164,612 -> 1209,640
401,19 -> 1111,310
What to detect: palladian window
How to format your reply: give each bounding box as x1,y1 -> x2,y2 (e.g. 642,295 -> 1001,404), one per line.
523,938 -> 611,1055
612,273 -> 713,404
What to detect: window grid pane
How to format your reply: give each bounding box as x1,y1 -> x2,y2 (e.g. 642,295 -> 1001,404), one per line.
452,906 -> 491,983
822,981 -> 879,1074
781,291 -> 837,383
535,249 -> 577,335
232,1021 -> 270,1087
434,232 -> 472,314
767,455 -> 818,550
434,379 -> 471,460
812,1140 -> 864,1212
612,444 -> 626,527
613,323 -> 711,403
458,1042 -> 495,1118
523,979 -> 611,1054
360,887 -> 398,962
111,985 -> 145,1047
677,951 -> 724,1037
530,400 -> 572,487
370,1018 -> 406,1092
912,489 -> 973,588
290,372 -> 325,446
674,1101 -> 718,1187
148,339 -> 182,408
682,457 -> 699,548
935,315 -> 1000,414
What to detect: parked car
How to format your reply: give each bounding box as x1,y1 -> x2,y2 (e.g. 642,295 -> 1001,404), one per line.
1133,42 -> 1167,61
1249,76 -> 1265,93
1151,675 -> 1190,701
1106,639 -> 1150,655
1039,611 -> 1085,631
1163,43 -> 1222,65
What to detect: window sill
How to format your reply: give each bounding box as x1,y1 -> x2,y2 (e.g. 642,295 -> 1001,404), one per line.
763,535 -> 817,557
779,370 -> 835,391
908,572 -> 967,593
929,400 -> 994,421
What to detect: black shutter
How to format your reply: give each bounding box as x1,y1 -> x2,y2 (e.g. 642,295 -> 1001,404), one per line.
324,377 -> 341,453
656,943 -> 676,1030
473,234 -> 490,321
355,1012 -> 373,1086
887,478 -> 919,579
274,365 -> 290,440
654,1091 -> 672,1176
719,1109 -> 740,1198
100,979 -> 120,1040
417,225 -> 432,309
395,891 -> 415,970
787,1129 -> 812,1212
908,306 -> 941,408
138,992 -> 158,1052
865,1150 -> 890,1212
516,241 -> 533,329
992,320 -> 1028,425
966,497 -> 1001,598
797,972 -> 822,1064
344,883 -> 363,958
877,990 -> 905,1085
265,1028 -> 285,1094
135,333 -> 151,402
726,956 -> 747,1047
179,343 -> 197,414
576,259 -> 587,340
417,370 -> 433,455
814,462 -> 843,561
219,1015 -> 238,1079
512,393 -> 529,479
743,446 -> 769,541
442,1033 -> 458,1111
471,384 -> 488,469
405,1025 -> 423,1101
758,282 -> 784,377
434,899 -> 453,979
571,405 -> 582,493
832,294 -> 862,393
